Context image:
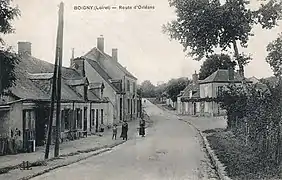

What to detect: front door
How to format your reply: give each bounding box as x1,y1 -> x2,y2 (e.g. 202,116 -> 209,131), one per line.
193,103 -> 196,115
83,107 -> 87,131
23,110 -> 35,152
130,99 -> 133,119
95,109 -> 99,132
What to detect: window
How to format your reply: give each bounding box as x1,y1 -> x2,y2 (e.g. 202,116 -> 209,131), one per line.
91,109 -> 95,127
127,99 -> 130,113
77,108 -> 83,129
61,109 -> 71,131
24,110 -> 35,130
127,80 -> 130,91
83,107 -> 87,131
120,98 -> 123,120
133,82 -> 136,93
134,100 -> 136,113
217,86 -> 224,97
101,109 -> 104,124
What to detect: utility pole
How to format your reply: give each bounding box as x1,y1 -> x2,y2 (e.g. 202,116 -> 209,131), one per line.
54,2 -> 64,158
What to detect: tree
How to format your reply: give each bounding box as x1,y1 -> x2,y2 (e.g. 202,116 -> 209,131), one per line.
199,53 -> 236,80
165,77 -> 190,102
139,80 -> 156,98
0,0 -> 20,94
266,33 -> 282,77
163,0 -> 282,78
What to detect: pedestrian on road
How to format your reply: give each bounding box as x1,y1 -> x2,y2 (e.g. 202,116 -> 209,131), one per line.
112,124 -> 117,140
125,122 -> 128,140
139,119 -> 145,137
121,121 -> 128,140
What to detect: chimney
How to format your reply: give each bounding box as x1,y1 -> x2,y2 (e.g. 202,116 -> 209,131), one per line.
73,57 -> 86,77
18,42 -> 31,56
97,35 -> 104,52
228,67 -> 235,81
112,48 -> 118,61
192,71 -> 199,84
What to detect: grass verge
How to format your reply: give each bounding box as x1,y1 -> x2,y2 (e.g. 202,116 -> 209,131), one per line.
206,129 -> 282,180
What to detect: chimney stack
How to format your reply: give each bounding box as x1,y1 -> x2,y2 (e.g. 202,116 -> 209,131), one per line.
192,71 -> 199,84
228,67 -> 235,81
18,42 -> 31,56
112,48 -> 118,61
97,35 -> 104,52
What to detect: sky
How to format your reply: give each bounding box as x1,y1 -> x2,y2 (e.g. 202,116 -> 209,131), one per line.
4,0 -> 282,85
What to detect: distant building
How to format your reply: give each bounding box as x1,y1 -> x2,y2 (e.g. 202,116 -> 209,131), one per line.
176,68 -> 262,117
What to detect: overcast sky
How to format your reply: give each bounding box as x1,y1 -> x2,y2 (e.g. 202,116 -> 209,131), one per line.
4,0 -> 282,85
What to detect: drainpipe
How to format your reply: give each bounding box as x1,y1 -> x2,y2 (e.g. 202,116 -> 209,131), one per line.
123,76 -> 126,122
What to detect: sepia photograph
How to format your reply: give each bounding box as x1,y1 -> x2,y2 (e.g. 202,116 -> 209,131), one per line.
0,0 -> 282,179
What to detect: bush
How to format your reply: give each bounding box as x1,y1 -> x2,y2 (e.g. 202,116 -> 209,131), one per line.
219,80 -> 282,169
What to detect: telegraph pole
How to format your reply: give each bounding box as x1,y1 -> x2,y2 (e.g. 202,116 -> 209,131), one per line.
54,2 -> 64,158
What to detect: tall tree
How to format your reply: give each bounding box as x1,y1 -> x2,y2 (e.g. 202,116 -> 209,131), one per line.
266,33 -> 282,77
163,0 -> 282,78
139,80 -> 156,98
165,77 -> 190,102
199,53 -> 236,80
0,0 -> 20,94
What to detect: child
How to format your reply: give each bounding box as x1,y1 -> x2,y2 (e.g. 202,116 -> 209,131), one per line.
112,124 -> 117,140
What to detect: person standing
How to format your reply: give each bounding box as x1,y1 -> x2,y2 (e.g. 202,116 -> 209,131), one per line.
124,122 -> 128,141
139,119 -> 145,137
121,122 -> 126,140
112,124 -> 117,140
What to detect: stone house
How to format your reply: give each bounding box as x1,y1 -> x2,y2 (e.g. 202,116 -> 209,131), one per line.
177,71 -> 200,115
177,68 -> 260,117
81,36 -> 140,123
0,42 -> 112,154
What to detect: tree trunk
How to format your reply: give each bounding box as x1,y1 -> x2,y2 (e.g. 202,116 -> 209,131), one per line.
232,39 -> 244,78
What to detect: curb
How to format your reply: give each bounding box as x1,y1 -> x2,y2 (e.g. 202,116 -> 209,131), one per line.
17,140 -> 126,180
180,119 -> 232,180
0,120 -> 139,175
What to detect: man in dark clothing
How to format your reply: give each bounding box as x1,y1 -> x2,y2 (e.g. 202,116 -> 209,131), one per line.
121,122 -> 128,140
124,122 -> 128,140
139,119 -> 145,137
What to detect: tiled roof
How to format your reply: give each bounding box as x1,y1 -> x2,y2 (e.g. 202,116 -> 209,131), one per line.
85,47 -> 137,80
182,83 -> 200,97
199,69 -> 244,84
8,54 -> 100,102
10,67 -> 50,100
65,77 -> 87,86
87,89 -> 100,101
85,58 -> 120,93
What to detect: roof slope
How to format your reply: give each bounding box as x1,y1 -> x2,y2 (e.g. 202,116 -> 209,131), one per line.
85,47 -> 137,80
199,69 -> 244,84
8,54 -> 98,102
85,58 -> 120,93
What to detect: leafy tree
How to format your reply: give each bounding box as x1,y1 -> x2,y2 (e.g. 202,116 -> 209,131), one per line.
266,33 -> 282,77
0,0 -> 20,94
165,77 -> 190,102
139,80 -> 156,98
163,0 -> 282,78
155,82 -> 167,98
199,53 -> 236,80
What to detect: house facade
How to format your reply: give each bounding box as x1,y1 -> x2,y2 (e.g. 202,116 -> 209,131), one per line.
82,36 -> 139,123
0,42 -> 113,154
177,68 -> 257,117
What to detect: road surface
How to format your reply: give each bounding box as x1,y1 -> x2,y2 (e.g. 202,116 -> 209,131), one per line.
32,100 -> 218,180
